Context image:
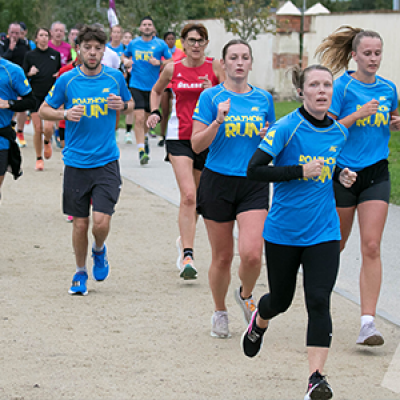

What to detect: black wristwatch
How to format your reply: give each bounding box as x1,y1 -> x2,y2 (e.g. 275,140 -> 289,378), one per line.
8,100 -> 16,109
123,102 -> 128,111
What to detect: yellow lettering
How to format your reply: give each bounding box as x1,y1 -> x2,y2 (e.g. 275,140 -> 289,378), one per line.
371,112 -> 389,127
82,104 -> 108,118
316,166 -> 332,183
225,123 -> 239,137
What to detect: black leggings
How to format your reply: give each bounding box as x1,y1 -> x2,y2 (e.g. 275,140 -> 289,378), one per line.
258,240 -> 340,348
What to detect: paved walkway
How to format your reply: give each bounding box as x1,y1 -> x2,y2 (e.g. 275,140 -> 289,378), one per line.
4,125 -> 399,398
118,131 -> 400,327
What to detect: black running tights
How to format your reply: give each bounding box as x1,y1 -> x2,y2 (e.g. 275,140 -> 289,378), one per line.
258,240 -> 340,348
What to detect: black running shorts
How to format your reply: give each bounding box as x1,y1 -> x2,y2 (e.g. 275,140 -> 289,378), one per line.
165,139 -> 208,171
334,159 -> 390,207
63,160 -> 122,217
129,87 -> 151,113
31,95 -> 46,113
197,168 -> 269,222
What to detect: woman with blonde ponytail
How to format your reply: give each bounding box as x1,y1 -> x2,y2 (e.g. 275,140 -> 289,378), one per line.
316,26 -> 400,347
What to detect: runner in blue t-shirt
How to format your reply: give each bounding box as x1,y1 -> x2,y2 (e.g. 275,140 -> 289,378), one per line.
241,64 -> 356,400
192,39 -> 275,339
39,25 -> 133,296
124,16 -> 172,165
0,57 -> 35,201
316,26 -> 400,347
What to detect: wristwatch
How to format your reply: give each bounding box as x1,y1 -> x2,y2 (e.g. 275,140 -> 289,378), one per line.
123,102 -> 128,111
8,100 -> 16,109
64,110 -> 68,120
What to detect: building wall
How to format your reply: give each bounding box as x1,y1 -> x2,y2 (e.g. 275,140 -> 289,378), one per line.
306,12 -> 400,92
200,11 -> 400,99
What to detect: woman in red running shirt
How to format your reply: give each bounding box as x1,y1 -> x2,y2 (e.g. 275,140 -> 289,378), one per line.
147,23 -> 224,280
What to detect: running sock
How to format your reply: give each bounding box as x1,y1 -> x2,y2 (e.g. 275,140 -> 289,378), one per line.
36,156 -> 43,161
44,140 -> 50,145
93,243 -> 105,253
240,286 -> 252,300
361,315 -> 374,327
137,144 -> 145,151
17,129 -> 23,133
76,266 -> 87,273
126,124 -> 132,133
183,248 -> 194,259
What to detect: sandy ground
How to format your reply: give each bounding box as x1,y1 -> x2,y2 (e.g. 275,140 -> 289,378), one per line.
0,136 -> 399,400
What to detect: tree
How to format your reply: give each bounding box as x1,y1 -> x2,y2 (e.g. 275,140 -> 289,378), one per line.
211,0 -> 277,42
0,0 -> 42,35
348,0 -> 391,10
108,0 -> 189,37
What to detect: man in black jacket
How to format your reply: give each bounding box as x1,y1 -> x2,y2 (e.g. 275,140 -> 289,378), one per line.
0,22 -> 32,148
0,22 -> 31,66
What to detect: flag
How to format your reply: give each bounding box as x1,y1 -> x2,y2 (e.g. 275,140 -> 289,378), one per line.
108,0 -> 119,27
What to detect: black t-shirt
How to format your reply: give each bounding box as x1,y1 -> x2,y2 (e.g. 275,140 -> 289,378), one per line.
0,37 -> 31,67
23,47 -> 61,98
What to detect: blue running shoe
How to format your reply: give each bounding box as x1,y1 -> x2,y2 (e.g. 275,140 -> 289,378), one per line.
68,271 -> 88,295
92,245 -> 110,281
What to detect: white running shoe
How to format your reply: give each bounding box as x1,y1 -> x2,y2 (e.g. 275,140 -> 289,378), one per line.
211,311 -> 231,338
176,236 -> 183,270
356,321 -> 384,346
124,132 -> 133,144
234,287 -> 256,325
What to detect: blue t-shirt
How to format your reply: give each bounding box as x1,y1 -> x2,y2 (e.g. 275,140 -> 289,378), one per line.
0,58 -> 32,150
193,84 -> 275,176
45,65 -> 131,168
329,71 -> 398,171
124,37 -> 171,91
259,109 -> 348,246
106,42 -> 125,57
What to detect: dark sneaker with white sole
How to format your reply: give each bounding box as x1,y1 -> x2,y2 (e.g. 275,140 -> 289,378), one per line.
241,309 -> 267,357
304,370 -> 333,400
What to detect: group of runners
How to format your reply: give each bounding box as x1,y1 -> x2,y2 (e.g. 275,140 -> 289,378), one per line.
0,17 -> 398,400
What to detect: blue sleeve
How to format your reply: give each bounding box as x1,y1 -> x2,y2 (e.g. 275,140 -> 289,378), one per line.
259,121 -> 288,158
162,42 -> 172,60
192,89 -> 214,125
118,72 -> 131,102
267,93 -> 276,124
45,75 -> 66,109
124,42 -> 132,58
329,79 -> 344,117
12,65 -> 31,96
390,81 -> 398,112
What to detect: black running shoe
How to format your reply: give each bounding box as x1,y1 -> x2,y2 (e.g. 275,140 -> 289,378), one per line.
240,309 -> 267,358
304,370 -> 333,400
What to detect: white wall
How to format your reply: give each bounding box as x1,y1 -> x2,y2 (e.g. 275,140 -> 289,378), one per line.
200,12 -> 400,98
306,12 -> 400,91
200,19 -> 275,92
